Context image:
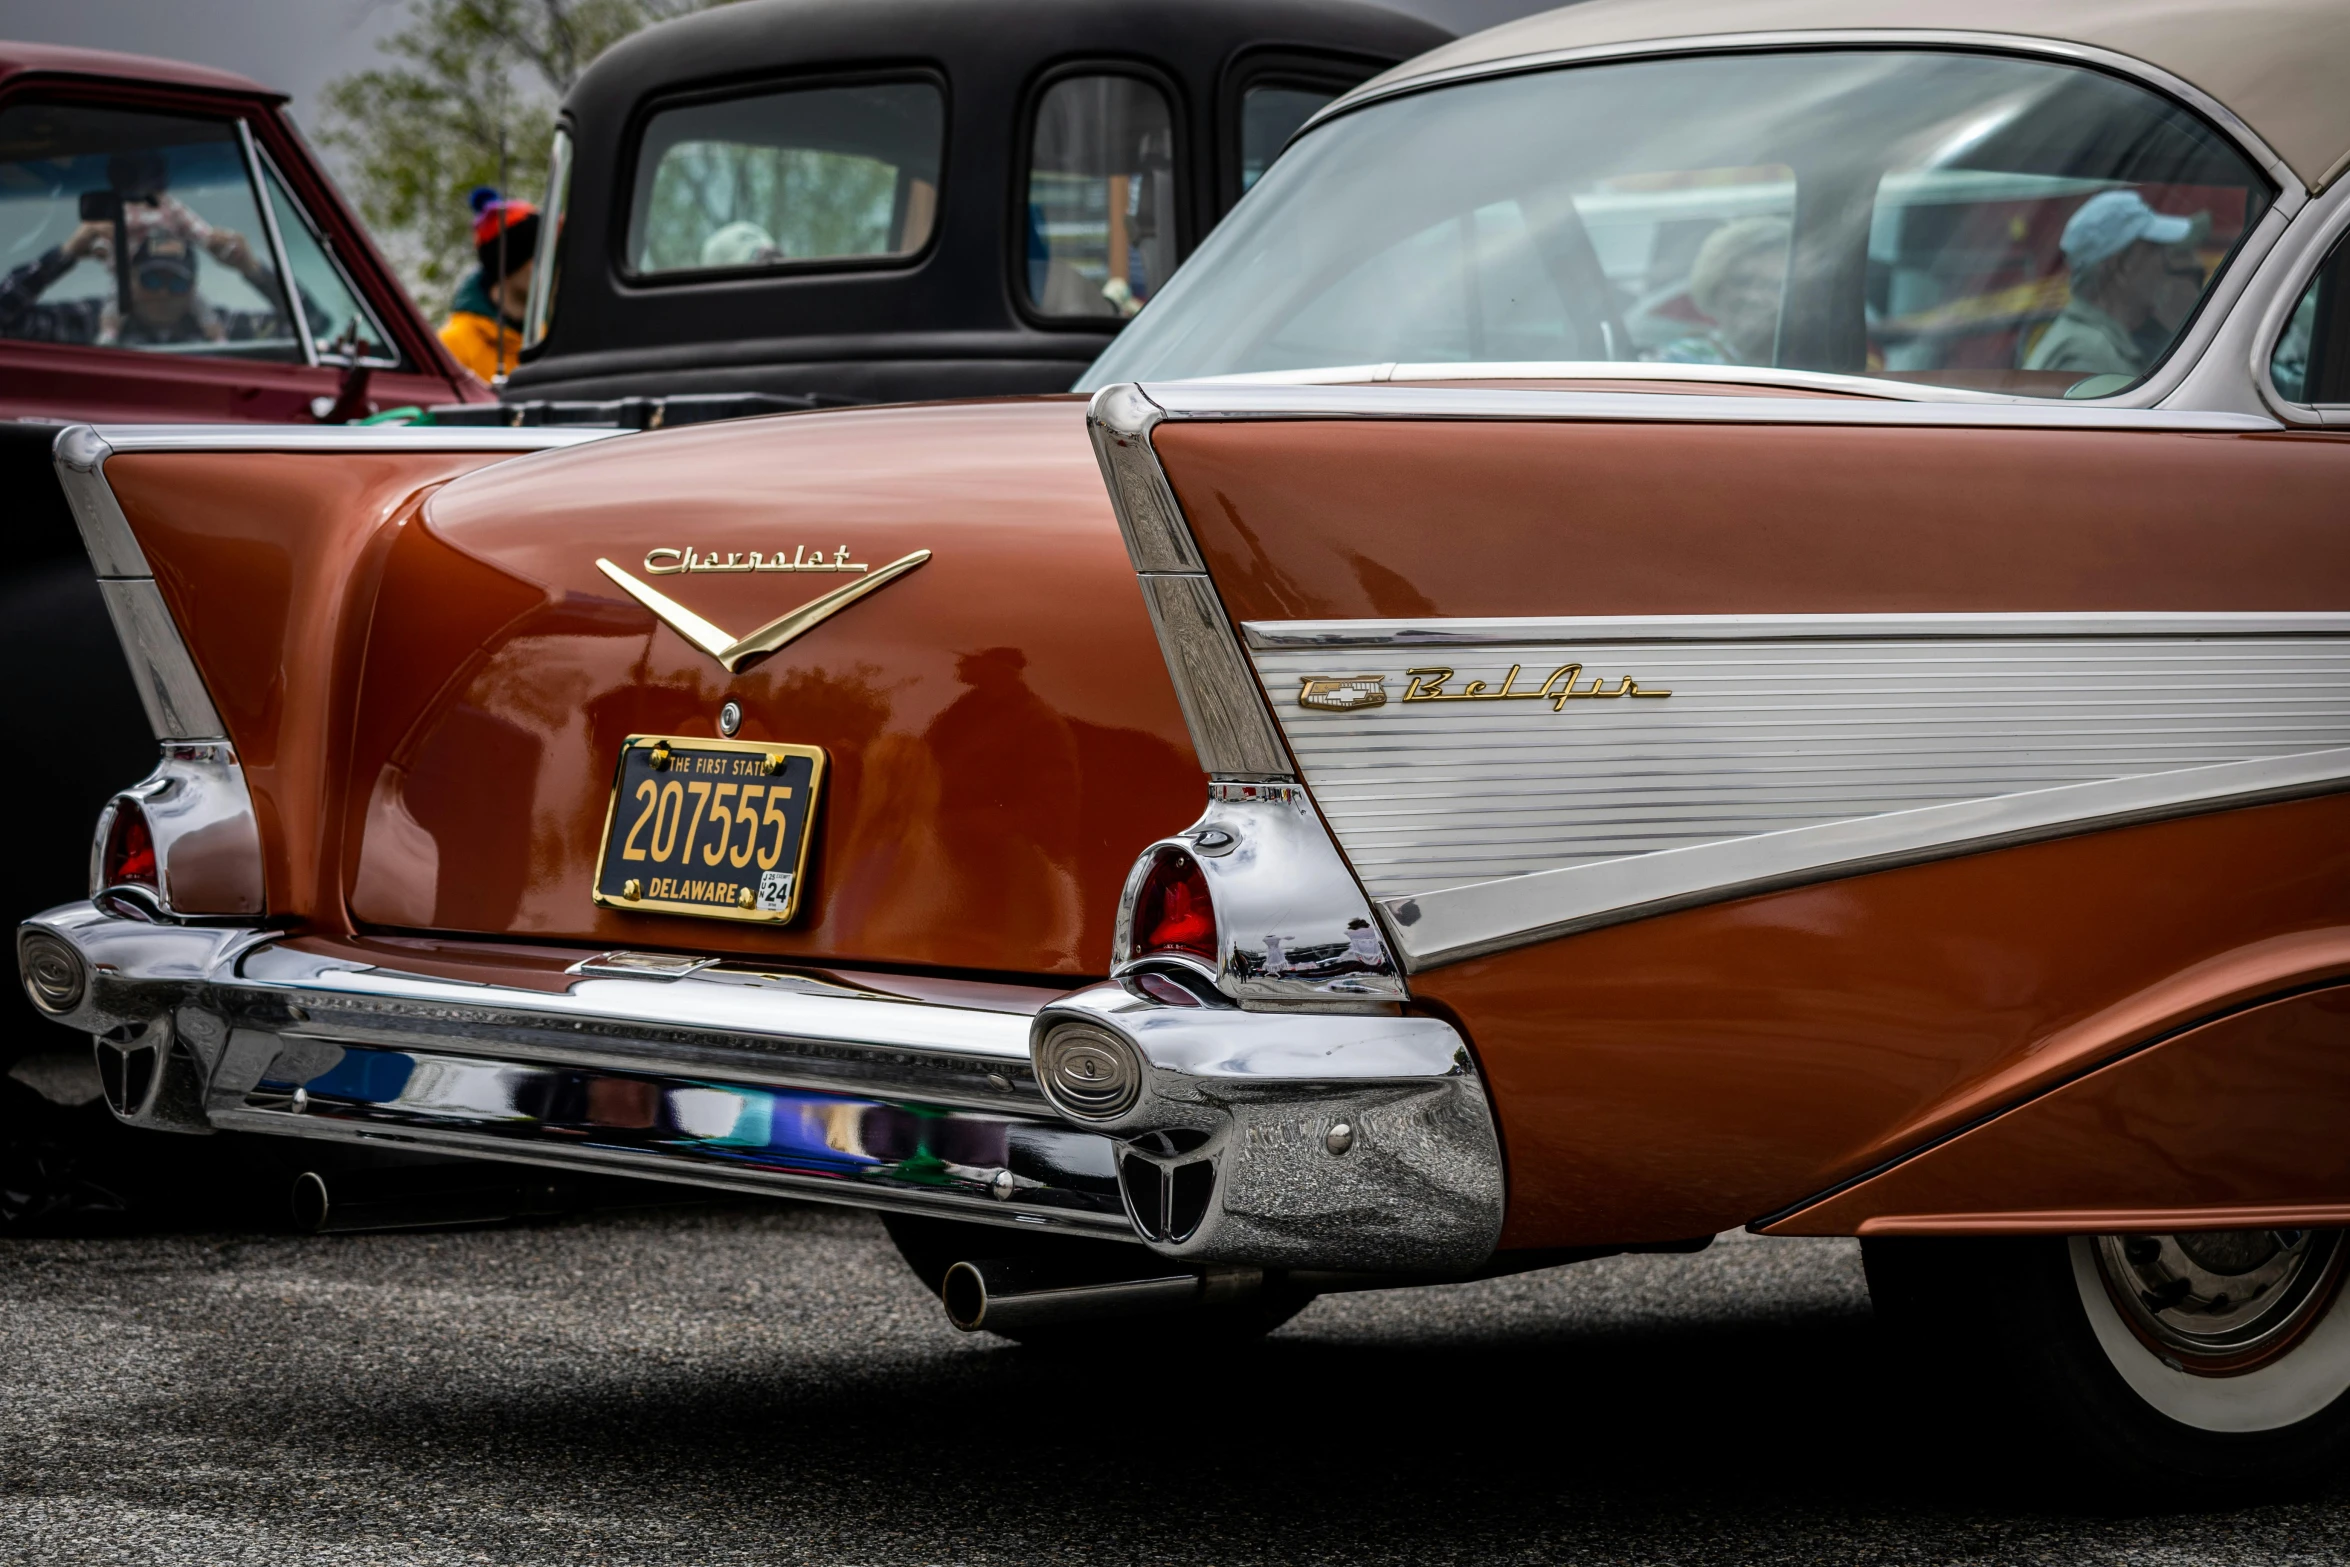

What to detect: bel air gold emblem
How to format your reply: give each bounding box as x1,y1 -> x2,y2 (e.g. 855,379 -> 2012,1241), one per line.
595,547 -> 930,673
1297,663 -> 1672,713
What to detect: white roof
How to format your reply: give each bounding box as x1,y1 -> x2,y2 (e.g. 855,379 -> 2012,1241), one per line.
1352,0 -> 2350,191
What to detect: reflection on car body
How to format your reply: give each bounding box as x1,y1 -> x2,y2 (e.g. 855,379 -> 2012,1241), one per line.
25,0 -> 2350,1497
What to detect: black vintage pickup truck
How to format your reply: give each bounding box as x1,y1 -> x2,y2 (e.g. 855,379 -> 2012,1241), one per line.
488,0 -> 1450,418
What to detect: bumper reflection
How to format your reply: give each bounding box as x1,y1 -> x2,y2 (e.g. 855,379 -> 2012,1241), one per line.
252,1043 -> 1117,1214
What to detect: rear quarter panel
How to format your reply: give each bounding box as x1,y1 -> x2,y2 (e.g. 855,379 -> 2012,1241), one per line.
1152,412 -> 2350,1245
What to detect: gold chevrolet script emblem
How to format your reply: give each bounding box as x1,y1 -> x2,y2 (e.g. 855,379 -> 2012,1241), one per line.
596,547 -> 930,673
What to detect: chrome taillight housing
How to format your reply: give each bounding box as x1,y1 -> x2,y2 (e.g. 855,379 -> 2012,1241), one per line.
1111,783 -> 1405,1009
87,744 -> 266,917
1128,846 -> 1217,963
99,797 -> 159,893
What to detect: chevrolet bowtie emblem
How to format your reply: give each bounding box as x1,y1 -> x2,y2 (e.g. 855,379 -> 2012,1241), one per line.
596,549 -> 930,673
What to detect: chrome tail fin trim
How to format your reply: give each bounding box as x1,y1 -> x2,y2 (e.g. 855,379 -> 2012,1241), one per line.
1086,384 -> 1293,781
54,425 -> 226,743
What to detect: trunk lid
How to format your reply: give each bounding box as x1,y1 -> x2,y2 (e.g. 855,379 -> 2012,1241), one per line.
345,398 -> 1200,977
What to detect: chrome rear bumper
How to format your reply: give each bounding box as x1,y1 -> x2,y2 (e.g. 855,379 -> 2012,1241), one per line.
17,904 -> 1506,1271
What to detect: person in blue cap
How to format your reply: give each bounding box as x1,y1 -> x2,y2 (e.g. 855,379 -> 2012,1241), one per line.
2026,189 -> 2210,379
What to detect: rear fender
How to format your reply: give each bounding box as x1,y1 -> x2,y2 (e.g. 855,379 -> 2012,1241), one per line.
52,424 -> 600,921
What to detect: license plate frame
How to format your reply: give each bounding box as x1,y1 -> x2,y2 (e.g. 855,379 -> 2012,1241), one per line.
591,735 -> 826,925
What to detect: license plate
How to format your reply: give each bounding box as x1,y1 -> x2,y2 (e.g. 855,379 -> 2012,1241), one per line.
592,736 -> 825,924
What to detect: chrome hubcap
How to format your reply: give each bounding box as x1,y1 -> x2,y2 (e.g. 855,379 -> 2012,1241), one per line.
2095,1229 -> 2343,1370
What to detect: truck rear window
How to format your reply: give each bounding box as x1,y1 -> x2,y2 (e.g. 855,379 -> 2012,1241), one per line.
626,80 -> 944,276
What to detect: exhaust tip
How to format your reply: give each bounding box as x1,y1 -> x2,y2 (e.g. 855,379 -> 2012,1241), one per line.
291,1171 -> 331,1233
19,929 -> 86,1015
941,1259 -> 989,1331
936,1256 -> 1214,1336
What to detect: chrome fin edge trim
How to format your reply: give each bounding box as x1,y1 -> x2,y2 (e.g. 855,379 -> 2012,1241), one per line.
56,427 -> 227,742
1087,383 -> 1295,780
1138,577 -> 1293,779
85,423 -> 619,453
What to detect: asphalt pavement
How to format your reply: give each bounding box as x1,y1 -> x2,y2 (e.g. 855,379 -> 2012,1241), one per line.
4,1200 -> 2347,1565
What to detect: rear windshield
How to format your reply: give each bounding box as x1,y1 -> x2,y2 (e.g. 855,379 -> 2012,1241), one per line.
1079,50 -> 2273,399
627,80 -> 943,276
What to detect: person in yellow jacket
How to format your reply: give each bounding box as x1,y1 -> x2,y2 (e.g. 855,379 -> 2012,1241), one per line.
438,186 -> 539,383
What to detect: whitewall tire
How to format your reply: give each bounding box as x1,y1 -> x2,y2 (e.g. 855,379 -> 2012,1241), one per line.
1865,1230 -> 2350,1496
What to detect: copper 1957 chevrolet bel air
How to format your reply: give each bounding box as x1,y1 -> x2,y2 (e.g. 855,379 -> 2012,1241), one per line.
22,0 -> 2350,1491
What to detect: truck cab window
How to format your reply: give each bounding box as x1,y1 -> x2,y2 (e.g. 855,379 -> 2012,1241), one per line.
1025,74 -> 1177,319
628,81 -> 944,275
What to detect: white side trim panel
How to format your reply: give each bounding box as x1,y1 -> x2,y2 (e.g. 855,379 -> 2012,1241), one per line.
1245,615 -> 2350,969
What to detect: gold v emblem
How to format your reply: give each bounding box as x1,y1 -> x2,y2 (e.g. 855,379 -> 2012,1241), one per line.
596,549 -> 931,673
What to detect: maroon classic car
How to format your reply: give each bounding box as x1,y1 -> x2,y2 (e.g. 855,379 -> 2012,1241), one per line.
0,43 -> 489,1229
0,41 -> 484,424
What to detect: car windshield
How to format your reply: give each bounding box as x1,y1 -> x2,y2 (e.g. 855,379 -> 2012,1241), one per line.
1079,49 -> 2272,399
0,101 -> 303,361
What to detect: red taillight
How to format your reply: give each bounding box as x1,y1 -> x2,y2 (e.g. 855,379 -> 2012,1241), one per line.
1132,848 -> 1216,960
104,802 -> 158,890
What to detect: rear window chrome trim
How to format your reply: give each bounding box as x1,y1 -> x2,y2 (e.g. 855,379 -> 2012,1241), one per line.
1138,381 -> 2279,433
1160,360 -> 2067,404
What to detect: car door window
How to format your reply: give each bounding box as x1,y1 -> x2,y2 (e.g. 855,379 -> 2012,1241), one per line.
1239,84 -> 1337,194
2271,235 -> 2350,405
0,100 -> 300,360
627,81 -> 943,275
257,158 -> 400,366
1025,74 -> 1177,319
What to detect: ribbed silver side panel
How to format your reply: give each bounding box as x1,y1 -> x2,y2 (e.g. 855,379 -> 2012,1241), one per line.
1250,622 -> 2350,910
